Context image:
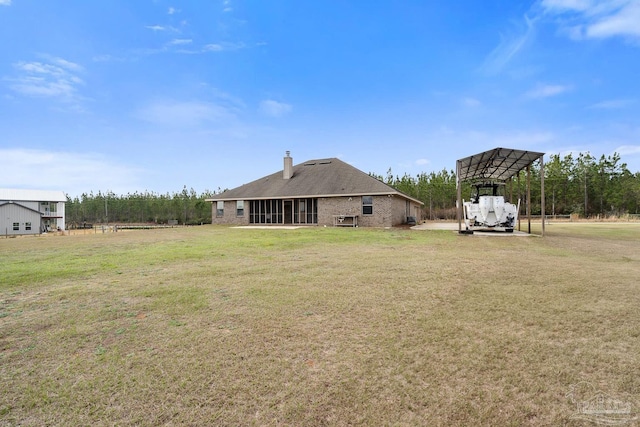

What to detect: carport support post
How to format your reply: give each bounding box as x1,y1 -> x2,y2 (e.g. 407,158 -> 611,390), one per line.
517,173 -> 521,231
540,156 -> 545,237
527,164 -> 531,234
456,160 -> 462,233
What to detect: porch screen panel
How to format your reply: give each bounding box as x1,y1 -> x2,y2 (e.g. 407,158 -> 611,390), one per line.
249,200 -> 284,224
299,200 -> 306,224
293,200 -> 300,224
290,198 -> 317,224
270,200 -> 275,224
249,201 -> 256,223
274,200 -> 283,224
308,198 -> 317,224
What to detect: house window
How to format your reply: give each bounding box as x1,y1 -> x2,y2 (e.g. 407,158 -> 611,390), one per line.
13,222 -> 19,231
362,196 -> 373,215
236,201 -> 244,217
25,222 -> 32,231
216,201 -> 224,217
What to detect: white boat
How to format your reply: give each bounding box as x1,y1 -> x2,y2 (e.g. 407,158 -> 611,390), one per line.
463,183 -> 519,232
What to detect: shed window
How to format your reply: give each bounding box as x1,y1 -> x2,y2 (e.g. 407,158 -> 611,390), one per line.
13,222 -> 19,231
362,196 -> 373,215
25,222 -> 32,231
216,201 -> 224,217
236,201 -> 244,217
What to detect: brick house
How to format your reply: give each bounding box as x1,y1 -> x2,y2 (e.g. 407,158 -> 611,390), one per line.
207,152 -> 423,227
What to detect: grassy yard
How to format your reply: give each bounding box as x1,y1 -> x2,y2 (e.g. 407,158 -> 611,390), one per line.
1,224 -> 639,426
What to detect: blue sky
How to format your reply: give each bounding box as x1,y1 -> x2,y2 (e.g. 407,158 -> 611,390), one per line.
1,0 -> 639,198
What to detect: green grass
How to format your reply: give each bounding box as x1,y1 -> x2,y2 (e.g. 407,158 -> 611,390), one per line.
1,224 -> 639,426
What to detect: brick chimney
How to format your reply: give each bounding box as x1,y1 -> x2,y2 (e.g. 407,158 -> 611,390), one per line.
283,151 -> 293,179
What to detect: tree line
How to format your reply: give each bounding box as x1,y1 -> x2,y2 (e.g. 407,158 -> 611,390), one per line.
377,152 -> 640,219
66,152 -> 640,225
65,187 -> 217,226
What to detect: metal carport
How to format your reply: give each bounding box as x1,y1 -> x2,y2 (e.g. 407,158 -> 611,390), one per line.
456,147 -> 545,236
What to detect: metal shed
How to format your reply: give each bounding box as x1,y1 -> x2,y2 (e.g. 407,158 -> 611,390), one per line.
456,147 -> 545,235
0,189 -> 67,236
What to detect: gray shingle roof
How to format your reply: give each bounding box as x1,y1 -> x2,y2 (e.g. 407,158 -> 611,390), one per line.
208,158 -> 422,203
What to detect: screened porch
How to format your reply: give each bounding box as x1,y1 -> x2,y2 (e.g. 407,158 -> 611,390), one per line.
248,198 -> 318,225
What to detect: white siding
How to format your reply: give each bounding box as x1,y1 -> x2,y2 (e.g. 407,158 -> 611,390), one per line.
0,203 -> 42,236
0,189 -> 67,235
56,201 -> 66,230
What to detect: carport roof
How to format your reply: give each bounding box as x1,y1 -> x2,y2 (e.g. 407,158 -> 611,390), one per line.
457,147 -> 544,182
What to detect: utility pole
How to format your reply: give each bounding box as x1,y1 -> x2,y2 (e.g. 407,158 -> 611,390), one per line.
584,169 -> 588,217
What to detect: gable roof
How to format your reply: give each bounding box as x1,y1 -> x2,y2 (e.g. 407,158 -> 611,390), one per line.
457,147 -> 544,182
208,158 -> 422,204
0,188 -> 67,203
0,201 -> 44,216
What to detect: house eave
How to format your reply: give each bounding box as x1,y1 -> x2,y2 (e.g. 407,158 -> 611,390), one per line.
207,191 -> 423,205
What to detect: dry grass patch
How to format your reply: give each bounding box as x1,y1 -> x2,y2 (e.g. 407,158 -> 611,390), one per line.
1,224 -> 639,425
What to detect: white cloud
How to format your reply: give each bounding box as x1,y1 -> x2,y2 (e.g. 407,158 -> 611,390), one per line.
614,145 -> 640,155
0,0 -> 11,5
203,42 -> 245,52
49,57 -> 83,72
488,1 -> 640,78
416,158 -> 430,166
259,100 -> 292,118
541,0 -> 594,12
0,148 -> 142,197
168,7 -> 178,15
480,1 -> 640,76
6,57 -> 84,100
168,38 -> 192,46
588,98 -> 635,109
92,54 -> 125,62
462,97 -> 481,107
525,83 -> 572,98
137,38 -> 244,55
135,100 -> 236,127
208,86 -> 246,109
541,0 -> 640,42
204,44 -> 224,52
145,25 -> 178,32
481,15 -> 536,74
587,2 -> 640,39
171,39 -> 246,55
